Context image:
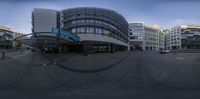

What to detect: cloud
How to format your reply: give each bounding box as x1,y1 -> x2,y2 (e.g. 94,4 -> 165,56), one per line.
162,19 -> 200,28
174,19 -> 200,24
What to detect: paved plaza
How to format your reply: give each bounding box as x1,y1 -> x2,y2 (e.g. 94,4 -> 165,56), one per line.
0,51 -> 200,99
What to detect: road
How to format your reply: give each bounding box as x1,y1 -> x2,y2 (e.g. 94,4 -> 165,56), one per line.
0,51 -> 200,99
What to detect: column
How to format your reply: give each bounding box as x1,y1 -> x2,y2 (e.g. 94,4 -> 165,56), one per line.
83,43 -> 88,56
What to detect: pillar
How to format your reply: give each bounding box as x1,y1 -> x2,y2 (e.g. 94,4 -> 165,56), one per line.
83,43 -> 88,56
110,44 -> 115,53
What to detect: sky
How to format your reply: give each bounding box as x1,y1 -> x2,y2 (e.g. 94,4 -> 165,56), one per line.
0,0 -> 200,34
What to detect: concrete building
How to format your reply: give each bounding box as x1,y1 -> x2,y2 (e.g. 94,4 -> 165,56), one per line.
61,7 -> 129,52
163,29 -> 171,50
0,26 -> 14,49
0,26 -> 28,49
32,8 -> 80,53
170,25 -> 200,50
144,26 -> 160,50
152,25 -> 164,50
128,23 -> 144,50
32,8 -> 60,33
129,23 -> 164,51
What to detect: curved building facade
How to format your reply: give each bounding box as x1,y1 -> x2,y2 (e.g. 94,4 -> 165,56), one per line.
32,7 -> 129,53
61,7 -> 129,52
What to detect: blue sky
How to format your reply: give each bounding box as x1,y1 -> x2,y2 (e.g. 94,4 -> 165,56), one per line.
0,0 -> 200,33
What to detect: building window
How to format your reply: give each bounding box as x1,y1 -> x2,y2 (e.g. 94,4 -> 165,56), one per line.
77,27 -> 81,33
89,27 -> 94,33
130,36 -> 137,39
86,26 -> 90,33
80,27 -> 85,33
72,28 -> 76,33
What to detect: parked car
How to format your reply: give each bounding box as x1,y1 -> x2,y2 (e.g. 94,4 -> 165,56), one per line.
160,50 -> 171,54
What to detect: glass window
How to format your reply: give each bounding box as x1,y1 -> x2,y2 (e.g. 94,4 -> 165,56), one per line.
72,28 -> 76,33
89,19 -> 94,22
80,27 -> 85,33
86,19 -> 90,22
77,27 -> 81,33
108,30 -> 112,36
102,29 -> 106,35
72,20 -> 76,24
99,28 -> 103,34
95,28 -> 101,34
86,26 -> 90,33
96,19 -> 102,24
89,27 -> 94,33
77,19 -> 84,23
104,30 -> 108,35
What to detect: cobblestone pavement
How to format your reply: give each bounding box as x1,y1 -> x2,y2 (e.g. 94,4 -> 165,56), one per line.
0,51 -> 200,99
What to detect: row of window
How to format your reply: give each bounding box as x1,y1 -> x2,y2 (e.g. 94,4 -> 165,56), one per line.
129,36 -> 143,40
145,42 -> 159,46
171,38 -> 180,41
69,27 -> 128,43
145,34 -> 158,38
145,46 -> 158,50
66,18 -> 119,30
171,42 -> 180,44
146,38 -> 157,41
129,32 -> 144,35
63,11 -> 127,28
71,26 -> 112,34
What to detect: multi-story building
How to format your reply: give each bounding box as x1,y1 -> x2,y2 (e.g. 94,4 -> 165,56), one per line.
128,23 -> 144,50
0,26 -> 27,49
163,29 -> 171,50
144,26 -> 159,50
152,25 -> 164,50
32,8 -> 60,34
32,7 -> 129,53
14,32 -> 26,40
129,23 -> 164,51
0,26 -> 14,49
170,25 -> 200,50
61,7 -> 129,52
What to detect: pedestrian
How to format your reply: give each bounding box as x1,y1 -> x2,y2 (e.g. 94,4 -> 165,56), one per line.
45,48 -> 48,53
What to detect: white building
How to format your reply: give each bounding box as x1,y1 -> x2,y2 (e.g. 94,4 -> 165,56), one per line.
32,8 -> 60,33
152,25 -> 165,50
163,29 -> 171,50
144,26 -> 159,50
170,25 -> 200,50
32,8 -> 129,53
129,23 -> 144,50
129,23 -> 164,51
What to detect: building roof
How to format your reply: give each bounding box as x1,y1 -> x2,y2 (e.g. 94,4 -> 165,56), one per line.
0,25 -> 14,33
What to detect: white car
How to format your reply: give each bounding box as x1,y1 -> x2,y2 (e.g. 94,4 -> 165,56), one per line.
164,50 -> 171,53
160,50 -> 171,54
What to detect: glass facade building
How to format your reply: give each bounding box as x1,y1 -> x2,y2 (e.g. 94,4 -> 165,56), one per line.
61,7 -> 129,47
31,7 -> 129,53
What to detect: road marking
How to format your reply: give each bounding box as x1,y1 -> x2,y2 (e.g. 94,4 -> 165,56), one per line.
176,57 -> 184,60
